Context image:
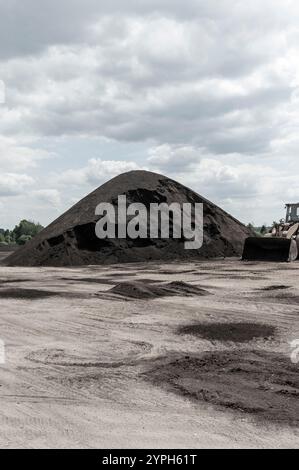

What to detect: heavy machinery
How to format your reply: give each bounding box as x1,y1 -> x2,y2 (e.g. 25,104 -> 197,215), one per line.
242,203 -> 299,262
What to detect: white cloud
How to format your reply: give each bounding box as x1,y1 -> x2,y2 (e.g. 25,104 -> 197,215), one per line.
148,144 -> 200,173
32,189 -> 61,208
57,158 -> 141,187
0,136 -> 52,171
0,173 -> 34,197
0,80 -> 5,104
146,143 -> 299,224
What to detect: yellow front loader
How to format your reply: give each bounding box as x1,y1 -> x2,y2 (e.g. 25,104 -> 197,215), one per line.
242,203 -> 299,262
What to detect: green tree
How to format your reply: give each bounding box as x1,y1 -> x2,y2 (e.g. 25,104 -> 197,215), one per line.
246,222 -> 261,237
17,234 -> 33,245
0,233 -> 7,245
12,220 -> 43,245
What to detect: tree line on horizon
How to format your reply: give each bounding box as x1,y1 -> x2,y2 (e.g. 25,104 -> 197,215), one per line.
0,220 -> 44,246
0,220 -> 273,247
246,222 -> 279,237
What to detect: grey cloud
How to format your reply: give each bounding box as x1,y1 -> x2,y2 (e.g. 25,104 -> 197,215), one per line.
0,0 -> 99,59
1,1 -> 294,157
0,1 -> 295,60
1,1 -> 299,227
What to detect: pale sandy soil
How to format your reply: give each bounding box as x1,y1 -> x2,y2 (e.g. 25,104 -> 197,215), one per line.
0,257 -> 298,448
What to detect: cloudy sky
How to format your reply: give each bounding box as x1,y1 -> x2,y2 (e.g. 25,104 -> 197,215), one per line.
1,0 -> 299,228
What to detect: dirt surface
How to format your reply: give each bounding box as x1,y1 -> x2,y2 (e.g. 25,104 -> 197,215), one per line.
0,258 -> 298,448
5,170 -> 253,266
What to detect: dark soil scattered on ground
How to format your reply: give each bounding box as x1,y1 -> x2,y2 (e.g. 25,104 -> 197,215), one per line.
107,280 -> 210,300
205,273 -> 267,280
106,272 -> 137,278
259,293 -> 299,305
144,350 -> 299,427
0,279 -> 29,284
177,322 -> 275,342
260,285 -> 290,291
0,288 -> 60,299
61,277 -> 114,285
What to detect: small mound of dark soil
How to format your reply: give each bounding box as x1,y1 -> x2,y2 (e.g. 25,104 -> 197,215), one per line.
0,288 -> 60,299
109,281 -> 159,299
108,280 -> 210,299
166,281 -> 209,296
144,350 -> 299,426
177,322 -> 275,342
132,278 -> 161,284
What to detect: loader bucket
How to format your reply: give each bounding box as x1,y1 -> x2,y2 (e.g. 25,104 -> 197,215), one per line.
242,237 -> 298,262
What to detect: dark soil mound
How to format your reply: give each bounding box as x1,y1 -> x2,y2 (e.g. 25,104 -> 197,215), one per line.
108,280 -> 210,299
5,170 -> 253,266
0,245 -> 17,252
178,322 -> 275,342
144,350 -> 299,426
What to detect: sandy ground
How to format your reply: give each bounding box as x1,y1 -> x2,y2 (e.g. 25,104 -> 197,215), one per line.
0,254 -> 298,448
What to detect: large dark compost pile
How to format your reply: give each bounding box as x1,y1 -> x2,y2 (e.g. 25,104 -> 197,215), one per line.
6,170 -> 252,266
